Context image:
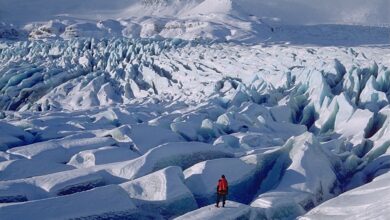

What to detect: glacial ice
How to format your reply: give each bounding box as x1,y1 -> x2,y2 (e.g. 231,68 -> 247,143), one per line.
174,201 -> 254,220
301,171 -> 390,220
1,39 -> 390,219
184,157 -> 256,205
111,141 -> 234,180
120,166 -> 198,218
0,158 -> 73,181
7,137 -> 116,163
0,185 -> 141,220
250,133 -> 340,219
67,146 -> 138,168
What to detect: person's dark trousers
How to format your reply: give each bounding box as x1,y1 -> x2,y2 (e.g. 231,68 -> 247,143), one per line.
216,193 -> 227,207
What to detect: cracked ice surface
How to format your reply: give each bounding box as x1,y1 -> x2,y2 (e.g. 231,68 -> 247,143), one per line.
1,39 -> 390,219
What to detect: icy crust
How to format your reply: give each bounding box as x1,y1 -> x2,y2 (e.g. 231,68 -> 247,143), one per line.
174,201 -> 254,220
184,158 -> 256,205
300,171 -> 390,220
183,146 -> 286,206
128,123 -> 184,154
0,38 -> 186,111
0,141 -> 232,203
7,137 -> 117,163
0,158 -> 74,181
250,133 -> 340,219
119,166 -> 198,218
67,146 -> 138,168
0,185 -> 140,220
1,43 -> 390,219
1,40 -> 390,114
111,142 -> 234,180
0,168 -> 107,202
0,121 -> 34,150
0,166 -> 197,219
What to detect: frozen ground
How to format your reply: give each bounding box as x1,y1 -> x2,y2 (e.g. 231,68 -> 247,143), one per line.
1,36 -> 390,219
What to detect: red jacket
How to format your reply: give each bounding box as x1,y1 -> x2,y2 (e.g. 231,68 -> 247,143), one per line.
217,177 -> 228,194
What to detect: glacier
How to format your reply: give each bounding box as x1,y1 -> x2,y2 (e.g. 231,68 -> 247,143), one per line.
1,0 -> 390,219
1,37 -> 390,219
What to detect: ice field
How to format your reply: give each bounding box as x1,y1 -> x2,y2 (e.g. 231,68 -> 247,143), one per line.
1,38 -> 390,219
1,0 -> 390,219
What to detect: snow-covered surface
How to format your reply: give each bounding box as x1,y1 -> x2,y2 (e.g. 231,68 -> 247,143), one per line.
67,146 -> 138,168
2,0 -> 390,26
184,158 -> 255,194
1,38 -> 390,218
0,158 -> 74,181
250,133 -> 340,219
120,166 -> 198,217
174,200 -> 253,220
300,171 -> 390,220
111,141 -> 233,180
1,1 -> 390,219
0,185 -> 144,220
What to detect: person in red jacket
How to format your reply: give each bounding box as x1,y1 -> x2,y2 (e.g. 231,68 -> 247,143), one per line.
215,175 -> 228,208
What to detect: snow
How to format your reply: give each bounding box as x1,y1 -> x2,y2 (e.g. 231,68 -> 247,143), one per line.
0,159 -> 73,181
0,0 -> 389,44
0,168 -> 106,202
111,141 -> 234,180
184,157 -> 256,205
250,133 -> 340,219
0,185 -> 140,220
300,171 -> 390,220
0,41 -> 389,219
0,121 -> 34,149
0,2 -> 390,218
337,108 -> 374,145
2,0 -> 390,27
1,39 -> 390,111
7,137 -> 116,163
67,146 -> 138,168
129,123 -> 184,154
120,166 -> 198,217
174,200 -> 254,220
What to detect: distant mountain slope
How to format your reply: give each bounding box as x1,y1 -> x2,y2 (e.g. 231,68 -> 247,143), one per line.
1,0 -> 389,26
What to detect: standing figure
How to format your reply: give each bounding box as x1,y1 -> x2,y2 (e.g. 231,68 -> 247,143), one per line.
215,175 -> 228,208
